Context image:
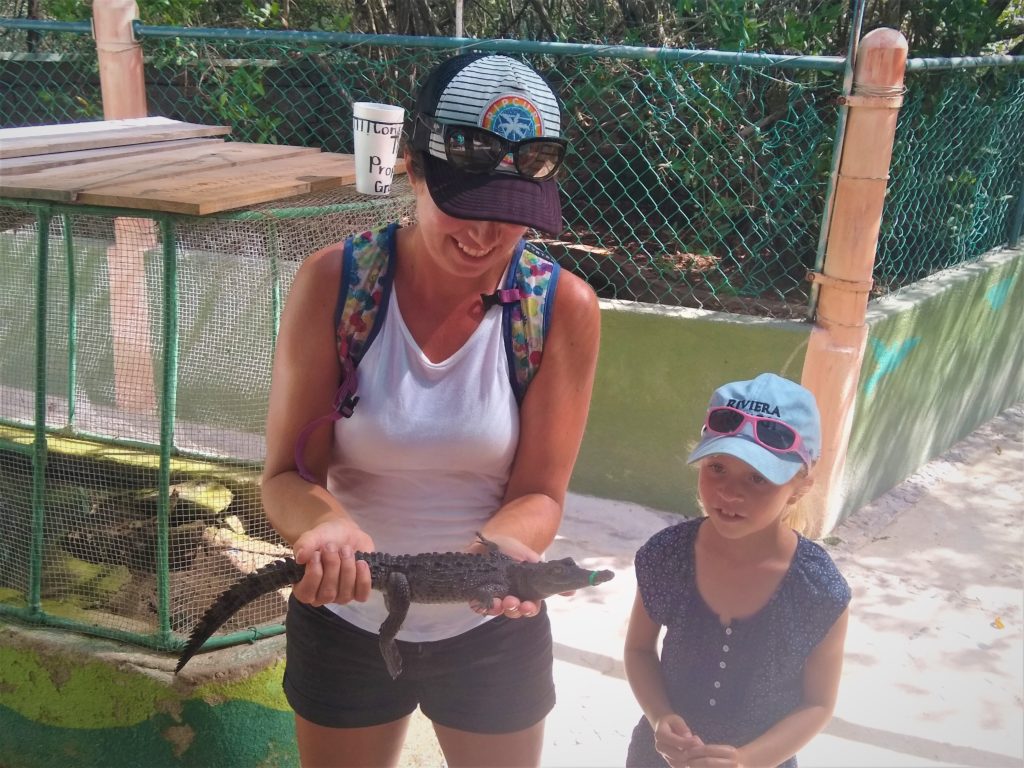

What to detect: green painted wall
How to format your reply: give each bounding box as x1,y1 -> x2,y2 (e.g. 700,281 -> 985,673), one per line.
0,624 -> 298,768
570,249 -> 1023,525
572,302 -> 811,514
841,248 -> 1023,517
4,229 -> 1018,524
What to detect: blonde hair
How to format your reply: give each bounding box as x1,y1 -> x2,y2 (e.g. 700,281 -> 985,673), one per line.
782,501 -> 806,534
782,464 -> 814,534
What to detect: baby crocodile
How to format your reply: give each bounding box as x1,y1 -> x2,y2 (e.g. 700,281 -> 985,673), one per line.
176,534 -> 614,678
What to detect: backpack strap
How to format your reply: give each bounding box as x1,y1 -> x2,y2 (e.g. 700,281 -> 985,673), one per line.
334,224 -> 397,371
294,225 -> 396,483
502,240 -> 561,404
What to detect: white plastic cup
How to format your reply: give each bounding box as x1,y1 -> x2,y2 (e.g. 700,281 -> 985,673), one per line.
352,102 -> 405,196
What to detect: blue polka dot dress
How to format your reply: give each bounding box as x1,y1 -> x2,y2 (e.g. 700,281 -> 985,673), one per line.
626,518 -> 850,768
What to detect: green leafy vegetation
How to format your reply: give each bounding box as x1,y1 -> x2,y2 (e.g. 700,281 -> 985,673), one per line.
17,0 -> 1023,55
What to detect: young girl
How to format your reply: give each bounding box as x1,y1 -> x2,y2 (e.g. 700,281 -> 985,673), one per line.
624,373 -> 850,768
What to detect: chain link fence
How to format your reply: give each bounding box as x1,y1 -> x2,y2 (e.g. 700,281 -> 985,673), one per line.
3,26 -> 853,316
877,66 -> 1024,289
1,18 -> 1022,654
3,24 -> 1022,310
0,21 -> 100,123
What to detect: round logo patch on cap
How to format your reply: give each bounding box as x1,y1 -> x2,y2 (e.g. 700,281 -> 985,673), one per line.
482,95 -> 543,168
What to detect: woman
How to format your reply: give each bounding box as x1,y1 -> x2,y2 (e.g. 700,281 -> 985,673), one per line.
261,52 -> 601,768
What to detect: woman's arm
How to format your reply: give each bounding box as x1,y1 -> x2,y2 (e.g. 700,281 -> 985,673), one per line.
261,244 -> 374,606
624,592 -> 701,766
687,608 -> 850,768
470,270 -> 600,612
495,270 -> 599,548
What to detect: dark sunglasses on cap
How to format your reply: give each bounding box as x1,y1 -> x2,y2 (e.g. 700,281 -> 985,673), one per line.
702,406 -> 812,465
411,113 -> 568,181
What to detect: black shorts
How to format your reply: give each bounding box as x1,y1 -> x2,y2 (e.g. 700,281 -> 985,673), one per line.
282,596 -> 556,733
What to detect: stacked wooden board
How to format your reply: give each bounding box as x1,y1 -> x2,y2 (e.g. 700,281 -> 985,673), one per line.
0,117 -> 379,215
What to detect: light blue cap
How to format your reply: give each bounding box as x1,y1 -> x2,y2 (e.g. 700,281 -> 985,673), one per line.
687,373 -> 821,485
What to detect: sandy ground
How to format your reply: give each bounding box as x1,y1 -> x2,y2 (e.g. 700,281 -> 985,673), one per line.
401,404 -> 1024,768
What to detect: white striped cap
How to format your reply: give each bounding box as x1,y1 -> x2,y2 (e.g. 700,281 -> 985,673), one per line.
411,53 -> 564,234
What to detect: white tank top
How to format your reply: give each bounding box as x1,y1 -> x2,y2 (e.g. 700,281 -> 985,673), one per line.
324,286 -> 519,641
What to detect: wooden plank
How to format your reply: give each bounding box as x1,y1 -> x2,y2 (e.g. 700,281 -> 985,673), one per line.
72,152 -> 362,214
0,119 -> 232,160
0,116 -> 190,140
0,138 -> 223,175
0,143 -> 323,203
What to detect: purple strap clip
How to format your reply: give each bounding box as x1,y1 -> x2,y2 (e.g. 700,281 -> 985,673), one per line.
480,288 -> 521,309
294,355 -> 359,484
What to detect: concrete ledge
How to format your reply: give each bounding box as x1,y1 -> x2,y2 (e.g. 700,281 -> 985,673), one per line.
0,620 -> 297,768
843,246 -> 1024,517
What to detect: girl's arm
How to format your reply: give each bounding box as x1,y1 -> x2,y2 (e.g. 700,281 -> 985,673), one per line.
261,244 -> 374,606
624,591 -> 701,765
470,270 -> 601,615
689,607 -> 850,768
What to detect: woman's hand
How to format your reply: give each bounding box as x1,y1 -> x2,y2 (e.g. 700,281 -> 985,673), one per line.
467,533 -> 544,619
291,519 -> 375,607
654,714 -> 704,768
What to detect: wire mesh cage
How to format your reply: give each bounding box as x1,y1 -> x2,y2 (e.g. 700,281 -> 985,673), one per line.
0,183 -> 414,652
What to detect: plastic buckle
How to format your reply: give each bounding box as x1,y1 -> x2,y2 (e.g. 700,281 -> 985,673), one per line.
481,288 -> 522,309
336,393 -> 360,419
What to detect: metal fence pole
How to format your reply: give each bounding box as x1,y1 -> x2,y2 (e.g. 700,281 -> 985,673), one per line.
1010,175 -> 1024,248
62,215 -> 78,426
808,0 -> 866,320
798,28 -> 908,538
156,219 -> 179,648
29,209 -> 52,616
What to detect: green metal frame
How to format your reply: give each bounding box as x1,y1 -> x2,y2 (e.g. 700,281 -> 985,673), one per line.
0,192 -> 412,651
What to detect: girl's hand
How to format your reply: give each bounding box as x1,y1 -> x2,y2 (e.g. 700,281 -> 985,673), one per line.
681,742 -> 742,768
467,533 -> 544,619
654,714 -> 704,767
291,519 -> 375,607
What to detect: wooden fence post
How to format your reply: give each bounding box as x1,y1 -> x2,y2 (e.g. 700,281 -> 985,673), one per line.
93,0 -> 157,414
798,27 -> 908,538
93,0 -> 147,120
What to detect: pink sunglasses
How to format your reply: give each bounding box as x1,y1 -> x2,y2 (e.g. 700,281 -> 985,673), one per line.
703,406 -> 812,465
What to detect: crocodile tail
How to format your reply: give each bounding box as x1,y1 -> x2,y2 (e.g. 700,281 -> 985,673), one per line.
175,557 -> 305,673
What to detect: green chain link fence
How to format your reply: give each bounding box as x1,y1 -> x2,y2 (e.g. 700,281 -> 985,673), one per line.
0,17 -> 1022,655
877,64 -> 1024,289
3,23 -> 1022,310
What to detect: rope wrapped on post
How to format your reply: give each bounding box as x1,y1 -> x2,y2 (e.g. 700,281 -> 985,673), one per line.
838,82 -> 906,109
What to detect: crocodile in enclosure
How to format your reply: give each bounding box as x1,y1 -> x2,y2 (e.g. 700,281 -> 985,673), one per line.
176,534 -> 615,678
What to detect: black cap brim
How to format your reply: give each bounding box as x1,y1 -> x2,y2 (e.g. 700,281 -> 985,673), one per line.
422,153 -> 563,235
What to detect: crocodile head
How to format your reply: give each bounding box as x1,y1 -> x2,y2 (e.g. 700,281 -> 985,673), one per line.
509,557 -> 615,602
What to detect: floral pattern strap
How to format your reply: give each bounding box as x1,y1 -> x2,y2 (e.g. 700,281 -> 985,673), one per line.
333,228 -> 558,404
507,242 -> 560,403
335,226 -> 394,365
